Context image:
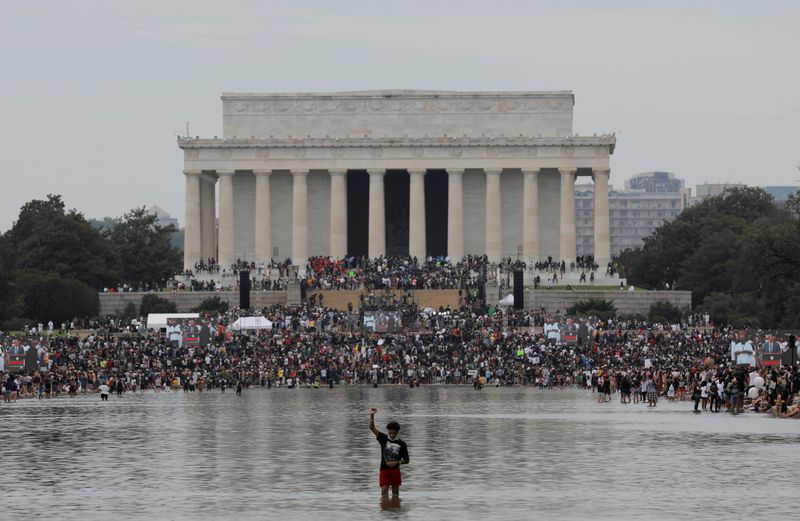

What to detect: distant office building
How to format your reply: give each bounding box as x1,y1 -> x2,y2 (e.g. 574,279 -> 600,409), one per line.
762,186 -> 798,207
576,171 -> 688,257
625,171 -> 687,196
690,182 -> 797,207
691,182 -> 746,205
148,205 -> 179,229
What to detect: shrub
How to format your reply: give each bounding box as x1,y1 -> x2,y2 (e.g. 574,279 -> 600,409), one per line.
194,296 -> 229,313
567,299 -> 617,318
621,313 -> 647,322
139,294 -> 177,315
0,317 -> 34,333
119,302 -> 139,320
647,301 -> 684,325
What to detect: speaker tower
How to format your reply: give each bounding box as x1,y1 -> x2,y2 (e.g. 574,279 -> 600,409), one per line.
513,270 -> 524,310
239,270 -> 251,309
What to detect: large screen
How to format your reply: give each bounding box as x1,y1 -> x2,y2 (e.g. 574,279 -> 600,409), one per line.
363,311 -> 402,333
164,318 -> 219,347
1,337 -> 50,372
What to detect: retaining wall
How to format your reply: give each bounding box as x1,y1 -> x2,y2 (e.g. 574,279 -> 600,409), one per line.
99,291 -> 288,315
523,289 -> 691,315
100,287 -> 691,317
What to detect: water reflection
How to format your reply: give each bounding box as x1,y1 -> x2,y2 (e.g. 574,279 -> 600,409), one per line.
1,387 -> 798,520
380,495 -> 401,511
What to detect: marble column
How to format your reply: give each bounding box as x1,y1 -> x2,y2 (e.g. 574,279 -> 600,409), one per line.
447,169 -> 464,261
329,169 -> 348,259
183,170 -> 202,269
368,169 -> 386,258
292,170 -> 309,267
200,174 -> 217,262
484,169 -> 502,262
408,169 -> 427,260
522,169 -> 540,262
593,168 -> 611,267
217,170 -> 235,268
254,170 -> 272,265
559,168 -> 577,262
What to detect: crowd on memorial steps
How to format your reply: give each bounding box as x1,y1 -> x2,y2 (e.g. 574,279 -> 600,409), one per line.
3,301 -> 799,418
105,254 -> 625,293
301,255 -> 490,291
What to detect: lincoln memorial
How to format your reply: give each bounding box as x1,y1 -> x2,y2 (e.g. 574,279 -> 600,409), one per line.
179,90 -> 615,271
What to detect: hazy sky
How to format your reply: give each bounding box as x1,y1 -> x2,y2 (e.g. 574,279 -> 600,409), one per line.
2,0 -> 798,231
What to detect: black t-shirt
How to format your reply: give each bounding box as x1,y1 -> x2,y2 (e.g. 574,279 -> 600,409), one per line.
376,432 -> 409,470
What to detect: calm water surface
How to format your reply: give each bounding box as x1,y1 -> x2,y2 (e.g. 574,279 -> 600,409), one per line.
2,387 -> 798,520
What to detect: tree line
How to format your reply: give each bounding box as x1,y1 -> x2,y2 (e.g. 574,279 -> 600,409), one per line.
2,188 -> 798,330
0,195 -> 182,329
617,187 -> 800,329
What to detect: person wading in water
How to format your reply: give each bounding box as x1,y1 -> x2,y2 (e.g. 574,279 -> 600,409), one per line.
369,407 -> 409,506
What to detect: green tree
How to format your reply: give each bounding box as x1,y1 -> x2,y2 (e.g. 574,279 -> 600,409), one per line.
5,195 -> 120,288
88,216 -> 116,231
621,188 -> 785,300
108,207 -> 182,286
729,216 -> 800,327
618,187 -> 800,328
781,282 -> 800,328
17,271 -> 99,323
0,235 -> 23,323
781,187 -> 800,219
139,294 -> 177,315
170,228 -> 184,251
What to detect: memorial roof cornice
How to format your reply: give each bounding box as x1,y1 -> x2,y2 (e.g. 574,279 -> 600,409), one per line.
177,134 -> 615,153
221,89 -> 574,99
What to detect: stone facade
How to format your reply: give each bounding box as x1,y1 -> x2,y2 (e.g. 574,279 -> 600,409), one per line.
221,90 -> 575,139
524,289 -> 691,316
99,291 -> 289,315
100,288 -> 689,317
180,90 -> 615,271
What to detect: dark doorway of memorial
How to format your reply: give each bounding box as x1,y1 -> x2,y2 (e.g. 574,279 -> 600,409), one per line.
385,170 -> 409,256
346,170 -> 369,257
425,170 -> 448,257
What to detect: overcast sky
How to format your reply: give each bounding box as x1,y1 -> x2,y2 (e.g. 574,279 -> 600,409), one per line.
1,0 -> 798,230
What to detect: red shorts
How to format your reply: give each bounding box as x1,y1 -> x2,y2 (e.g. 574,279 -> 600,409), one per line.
379,468 -> 402,487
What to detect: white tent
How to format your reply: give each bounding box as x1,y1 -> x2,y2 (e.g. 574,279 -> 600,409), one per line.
146,313 -> 199,330
498,294 -> 514,306
231,316 -> 273,331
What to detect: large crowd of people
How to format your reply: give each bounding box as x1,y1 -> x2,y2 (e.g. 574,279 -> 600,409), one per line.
103,253 -> 635,296
2,303 -> 798,418
302,255 -> 489,291
188,258 -> 295,279
102,258 -> 297,293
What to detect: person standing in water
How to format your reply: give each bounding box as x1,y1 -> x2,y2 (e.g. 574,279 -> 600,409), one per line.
369,407 -> 409,499
645,375 -> 658,407
98,382 -> 110,401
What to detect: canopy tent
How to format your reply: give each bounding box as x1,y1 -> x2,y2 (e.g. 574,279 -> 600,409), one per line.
231,316 -> 273,331
498,294 -> 514,306
146,313 -> 199,330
